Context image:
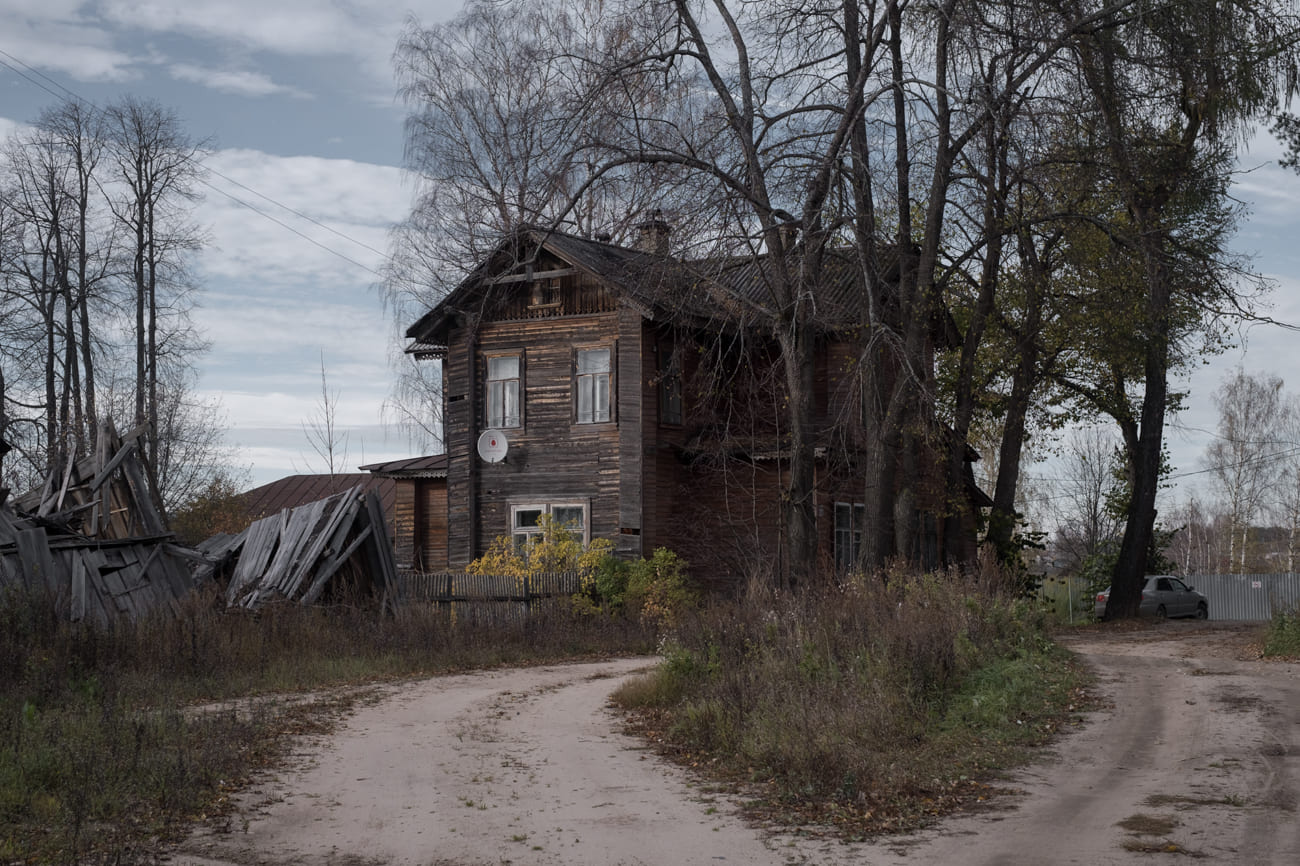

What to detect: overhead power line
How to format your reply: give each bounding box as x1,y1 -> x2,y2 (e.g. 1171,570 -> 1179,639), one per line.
0,47 -> 390,279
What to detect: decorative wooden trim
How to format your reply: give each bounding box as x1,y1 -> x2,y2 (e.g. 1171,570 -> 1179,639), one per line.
489,267 -> 577,284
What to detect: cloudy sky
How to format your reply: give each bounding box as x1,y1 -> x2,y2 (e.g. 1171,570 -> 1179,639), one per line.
1,0 -> 461,485
3,0 -> 1300,507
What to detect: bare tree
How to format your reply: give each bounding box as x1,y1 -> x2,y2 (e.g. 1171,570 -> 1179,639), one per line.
1205,368 -> 1286,572
1165,493 -> 1226,576
0,115 -> 102,472
104,96 -> 208,499
1,97 -> 229,519
386,0 -> 684,453
304,353 -> 350,478
582,0 -> 1140,580
1046,426 -> 1127,575
1265,390 -> 1300,572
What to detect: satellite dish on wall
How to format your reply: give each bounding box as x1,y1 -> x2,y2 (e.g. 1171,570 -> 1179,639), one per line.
477,429 -> 509,463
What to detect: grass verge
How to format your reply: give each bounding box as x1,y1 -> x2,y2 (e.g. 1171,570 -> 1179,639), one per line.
0,585 -> 654,863
1262,607 -> 1300,658
613,568 -> 1093,836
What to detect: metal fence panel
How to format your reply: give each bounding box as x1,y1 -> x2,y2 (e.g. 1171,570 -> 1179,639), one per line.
1035,573 -> 1300,622
1187,573 -> 1300,621
1037,575 -> 1094,623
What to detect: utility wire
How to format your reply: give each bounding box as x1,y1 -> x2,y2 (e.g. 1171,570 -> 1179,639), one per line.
0,47 -> 390,277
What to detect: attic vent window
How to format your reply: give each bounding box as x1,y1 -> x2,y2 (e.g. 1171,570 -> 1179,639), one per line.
528,278 -> 562,310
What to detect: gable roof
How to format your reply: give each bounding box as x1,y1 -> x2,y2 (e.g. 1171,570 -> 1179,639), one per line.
405,227 -> 664,354
404,226 -> 893,354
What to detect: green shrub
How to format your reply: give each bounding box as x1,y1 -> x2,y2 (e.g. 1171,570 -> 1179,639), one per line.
1263,607 -> 1300,657
573,554 -> 631,614
625,547 -> 698,626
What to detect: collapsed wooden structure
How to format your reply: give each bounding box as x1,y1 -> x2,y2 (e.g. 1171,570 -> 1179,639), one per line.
2,420 -> 402,620
200,484 -> 400,610
0,422 -> 200,625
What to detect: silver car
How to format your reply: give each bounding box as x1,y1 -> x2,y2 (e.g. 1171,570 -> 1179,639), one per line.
1094,575 -> 1209,620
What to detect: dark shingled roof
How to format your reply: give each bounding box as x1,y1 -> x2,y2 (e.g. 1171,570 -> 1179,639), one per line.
405,226 -> 892,351
359,454 -> 448,478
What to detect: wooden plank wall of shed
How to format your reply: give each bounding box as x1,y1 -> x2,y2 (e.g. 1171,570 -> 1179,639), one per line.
419,479 -> 448,570
392,481 -> 417,567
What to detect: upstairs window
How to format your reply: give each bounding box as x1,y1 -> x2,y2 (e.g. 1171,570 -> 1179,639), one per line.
834,502 -> 865,573
659,347 -> 682,426
575,347 -> 611,424
487,354 -> 521,428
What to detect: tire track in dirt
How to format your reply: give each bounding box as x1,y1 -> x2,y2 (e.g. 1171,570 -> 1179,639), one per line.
172,624 -> 1300,866
861,623 -> 1300,865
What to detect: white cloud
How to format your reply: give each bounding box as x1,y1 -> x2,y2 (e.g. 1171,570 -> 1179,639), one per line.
99,1 -> 462,82
0,21 -> 138,82
3,0 -> 461,99
194,290 -> 395,381
169,62 -> 310,98
217,422 -> 414,485
197,147 -> 405,289
1233,129 -> 1300,226
0,116 -> 26,139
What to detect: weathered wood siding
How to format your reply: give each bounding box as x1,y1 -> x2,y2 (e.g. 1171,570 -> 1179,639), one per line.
615,305 -> 644,558
641,323 -> 692,558
444,328 -> 478,568
442,270 -> 635,567
392,481 -> 417,568
672,459 -> 786,586
821,339 -> 861,426
419,479 -> 448,570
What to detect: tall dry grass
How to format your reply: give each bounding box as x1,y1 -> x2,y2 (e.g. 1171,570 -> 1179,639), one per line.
0,584 -> 655,862
614,564 -> 1087,830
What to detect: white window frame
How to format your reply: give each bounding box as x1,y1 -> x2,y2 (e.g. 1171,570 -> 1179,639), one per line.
659,345 -> 682,426
574,346 -> 612,424
486,352 -> 521,429
511,501 -> 590,550
834,502 -> 866,572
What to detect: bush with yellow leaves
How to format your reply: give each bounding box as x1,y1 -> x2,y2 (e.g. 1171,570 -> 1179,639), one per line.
467,517 -> 697,627
466,512 -> 613,578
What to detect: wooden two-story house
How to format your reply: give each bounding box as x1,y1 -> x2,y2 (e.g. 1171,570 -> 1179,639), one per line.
404,219 -> 987,583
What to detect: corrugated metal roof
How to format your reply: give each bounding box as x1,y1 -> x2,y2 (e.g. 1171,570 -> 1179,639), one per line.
239,474 -> 396,530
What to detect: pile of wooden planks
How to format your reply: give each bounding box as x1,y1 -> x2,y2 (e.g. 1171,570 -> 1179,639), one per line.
210,485 -> 399,610
0,420 -> 200,625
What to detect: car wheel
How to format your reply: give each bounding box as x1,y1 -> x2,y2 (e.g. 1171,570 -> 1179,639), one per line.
1155,604 -> 1167,620
1196,603 -> 1208,620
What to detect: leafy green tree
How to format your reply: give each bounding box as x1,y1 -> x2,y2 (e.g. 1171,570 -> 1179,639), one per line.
1061,0 -> 1299,619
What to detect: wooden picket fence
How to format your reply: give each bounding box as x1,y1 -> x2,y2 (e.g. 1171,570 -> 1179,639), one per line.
389,570 -> 582,624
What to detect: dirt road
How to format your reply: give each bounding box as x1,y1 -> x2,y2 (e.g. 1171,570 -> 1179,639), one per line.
173,622 -> 1300,865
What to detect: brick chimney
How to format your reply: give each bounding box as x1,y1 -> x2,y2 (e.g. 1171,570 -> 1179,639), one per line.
634,209 -> 671,255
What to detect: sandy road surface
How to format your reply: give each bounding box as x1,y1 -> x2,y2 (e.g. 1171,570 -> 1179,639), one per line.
865,622 -> 1300,865
172,623 -> 1300,866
